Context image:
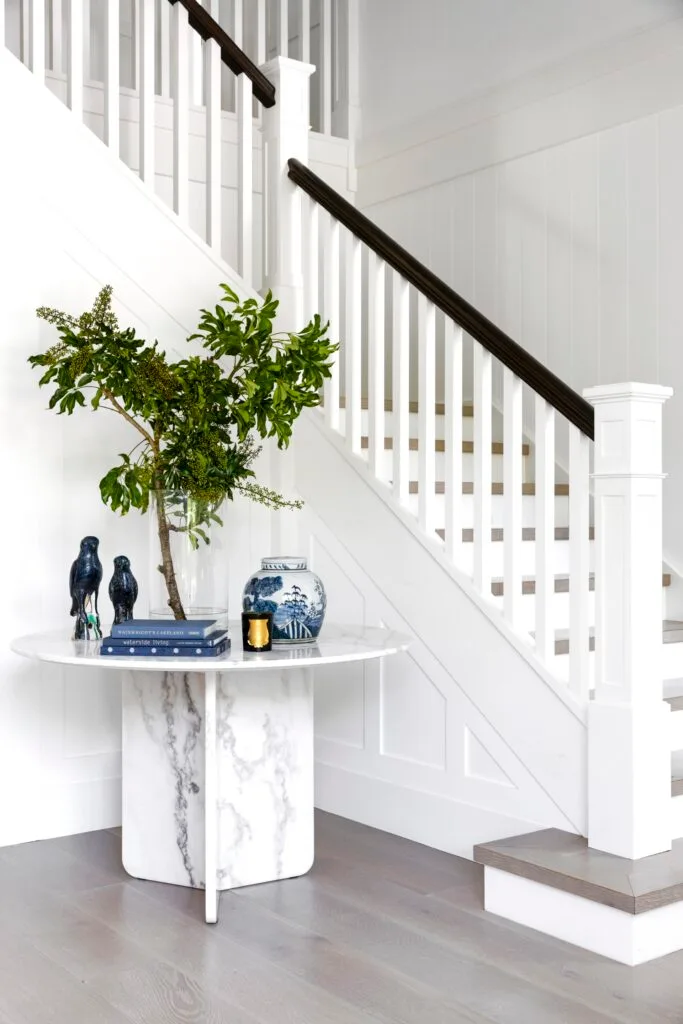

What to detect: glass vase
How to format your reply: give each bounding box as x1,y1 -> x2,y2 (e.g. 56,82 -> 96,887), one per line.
148,491 -> 229,629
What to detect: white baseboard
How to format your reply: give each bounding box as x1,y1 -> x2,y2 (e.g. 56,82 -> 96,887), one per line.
0,777 -> 122,848
484,866 -> 683,966
314,762 -> 549,860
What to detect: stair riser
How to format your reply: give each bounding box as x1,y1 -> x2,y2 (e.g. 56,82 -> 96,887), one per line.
367,449 -> 531,484
405,494 -> 570,529
671,711 -> 683,753
456,542 -> 595,578
488,592 -> 596,633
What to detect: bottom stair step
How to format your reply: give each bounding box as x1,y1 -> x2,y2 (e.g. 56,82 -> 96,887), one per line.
474,828 -> 683,964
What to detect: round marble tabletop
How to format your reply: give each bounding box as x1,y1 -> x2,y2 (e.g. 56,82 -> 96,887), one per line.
11,624 -> 411,673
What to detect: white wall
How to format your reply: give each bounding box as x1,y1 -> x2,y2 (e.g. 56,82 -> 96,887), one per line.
0,48 -> 280,845
357,14 -> 683,572
359,0 -> 682,139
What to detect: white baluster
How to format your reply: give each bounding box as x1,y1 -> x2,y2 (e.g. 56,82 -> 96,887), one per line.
205,0 -> 221,251
321,0 -> 332,135
300,0 -> 310,63
367,252 -> 386,480
159,0 -> 171,97
171,0 -> 189,218
189,12 -> 202,106
418,294 -> 436,536
67,0 -> 83,118
392,274 -> 410,507
473,345 -> 492,594
29,0 -> 45,82
534,396 -> 555,665
444,321 -> 464,563
237,74 -> 253,280
568,424 -> 590,700
344,230 -> 362,454
279,0 -> 288,56
303,195 -> 319,323
503,369 -> 523,629
104,0 -> 119,154
322,214 -> 340,432
139,0 -> 154,183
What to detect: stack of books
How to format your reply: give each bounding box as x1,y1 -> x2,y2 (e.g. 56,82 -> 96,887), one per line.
100,618 -> 230,658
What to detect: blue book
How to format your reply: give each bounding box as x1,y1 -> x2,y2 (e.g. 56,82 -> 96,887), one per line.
101,629 -> 228,649
100,640 -> 229,658
110,618 -> 217,640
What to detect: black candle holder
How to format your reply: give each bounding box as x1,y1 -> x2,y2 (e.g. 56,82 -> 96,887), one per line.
242,611 -> 273,652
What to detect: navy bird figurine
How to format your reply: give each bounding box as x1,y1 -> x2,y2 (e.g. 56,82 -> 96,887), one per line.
70,536 -> 103,640
109,555 -> 138,625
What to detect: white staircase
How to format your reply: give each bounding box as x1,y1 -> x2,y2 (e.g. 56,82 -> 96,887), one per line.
6,0 -> 683,964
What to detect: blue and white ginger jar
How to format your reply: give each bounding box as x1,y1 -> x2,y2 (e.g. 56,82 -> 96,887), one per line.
242,556 -> 326,645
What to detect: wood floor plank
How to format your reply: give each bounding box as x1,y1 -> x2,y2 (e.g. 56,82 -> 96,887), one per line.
0,932 -> 133,1024
227,882 -> 618,1024
6,814 -> 683,1023
88,961 -> 257,1024
67,883 -> 389,1024
257,854 -> 675,1024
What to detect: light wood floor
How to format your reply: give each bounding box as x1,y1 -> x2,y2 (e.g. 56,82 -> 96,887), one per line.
0,813 -> 682,1023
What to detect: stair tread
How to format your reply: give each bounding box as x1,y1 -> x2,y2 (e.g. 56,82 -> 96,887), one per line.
409,481 -> 570,496
334,397 -> 459,415
492,574 -> 600,597
673,777 -> 683,798
436,527 -> 596,542
665,695 -> 683,712
361,437 -> 530,455
474,828 -> 683,913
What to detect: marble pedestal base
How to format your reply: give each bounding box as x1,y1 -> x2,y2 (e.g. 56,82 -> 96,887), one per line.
121,667 -> 313,917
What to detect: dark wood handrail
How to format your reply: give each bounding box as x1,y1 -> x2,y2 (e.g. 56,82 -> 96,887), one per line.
168,0 -> 276,108
288,158 -> 595,439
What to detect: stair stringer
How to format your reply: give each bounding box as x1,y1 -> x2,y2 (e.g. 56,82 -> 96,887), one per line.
295,412 -> 587,836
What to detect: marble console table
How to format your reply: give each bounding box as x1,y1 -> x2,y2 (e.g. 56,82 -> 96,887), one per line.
12,625 -> 409,923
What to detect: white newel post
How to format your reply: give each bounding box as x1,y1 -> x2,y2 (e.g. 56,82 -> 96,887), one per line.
585,382 -> 673,859
261,57 -> 315,553
261,56 -> 314,331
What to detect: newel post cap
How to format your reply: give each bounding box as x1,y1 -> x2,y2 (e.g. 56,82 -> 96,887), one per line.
259,56 -> 316,83
583,382 -> 673,406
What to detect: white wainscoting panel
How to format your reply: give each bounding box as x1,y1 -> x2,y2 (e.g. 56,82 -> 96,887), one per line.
300,492 -> 584,859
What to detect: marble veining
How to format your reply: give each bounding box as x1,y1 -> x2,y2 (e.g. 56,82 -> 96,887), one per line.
160,673 -> 202,888
122,667 -> 313,892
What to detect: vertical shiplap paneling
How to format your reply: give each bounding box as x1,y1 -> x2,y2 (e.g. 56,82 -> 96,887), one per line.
520,151 -> 547,442
473,167 -> 498,333
496,159 -> 523,410
597,125 -> 628,385
545,145 -> 572,391
569,136 -> 599,392
658,107 -> 683,432
627,117 -> 659,383
452,175 -> 475,405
